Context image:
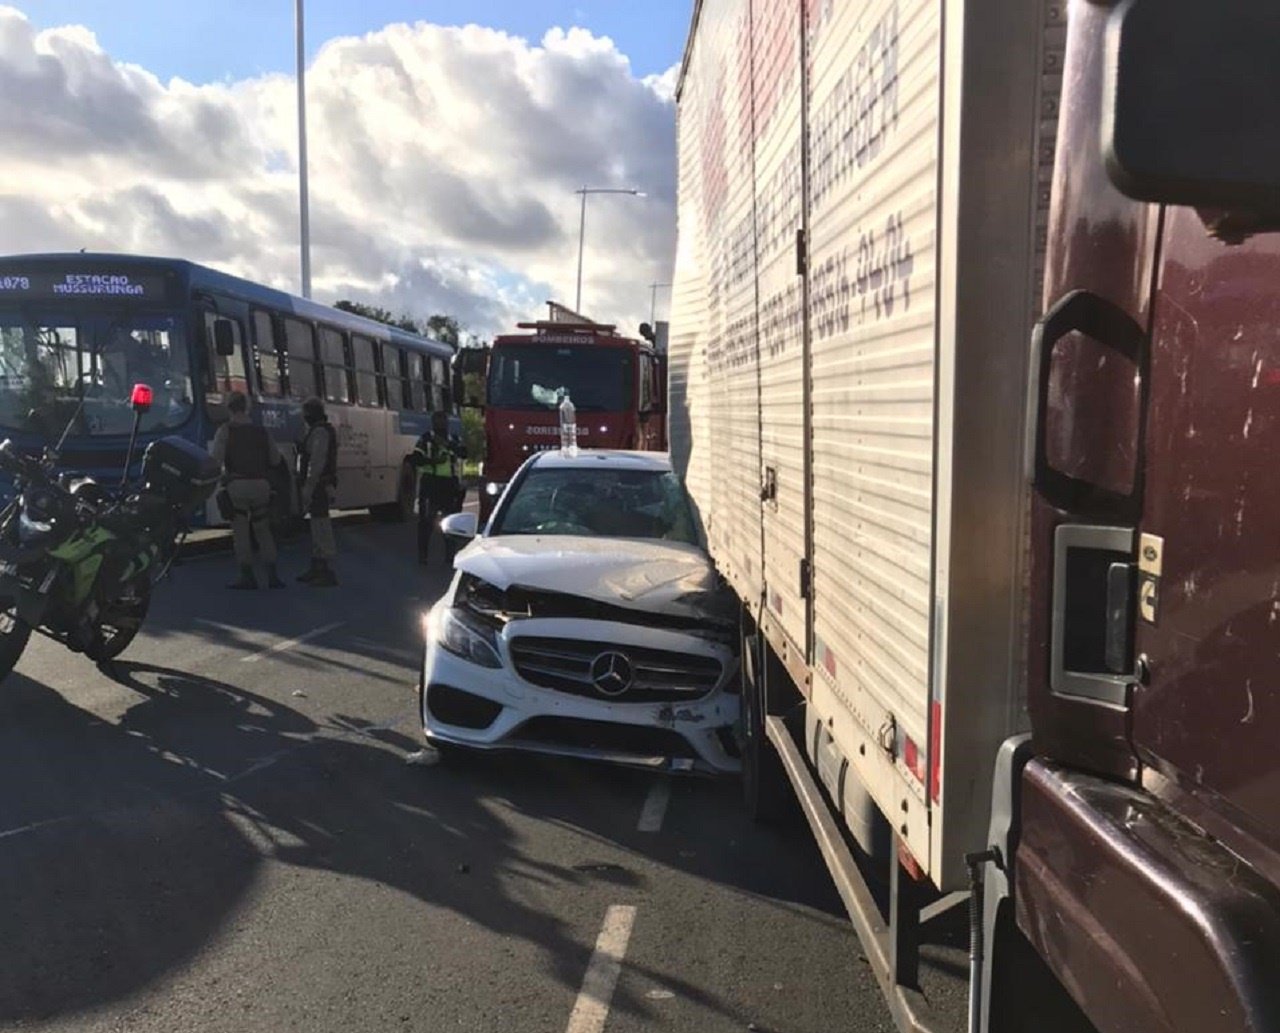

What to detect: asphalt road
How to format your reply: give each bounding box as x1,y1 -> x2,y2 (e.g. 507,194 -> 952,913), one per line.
0,516 -> 898,1033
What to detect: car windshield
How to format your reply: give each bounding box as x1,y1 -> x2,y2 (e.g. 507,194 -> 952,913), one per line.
0,307 -> 193,438
487,345 -> 632,411
493,466 -> 699,545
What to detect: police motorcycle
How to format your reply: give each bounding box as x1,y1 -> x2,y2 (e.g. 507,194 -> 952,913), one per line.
0,382 -> 219,681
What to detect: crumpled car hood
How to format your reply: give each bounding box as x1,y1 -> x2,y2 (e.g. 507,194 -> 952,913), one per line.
454,535 -> 735,624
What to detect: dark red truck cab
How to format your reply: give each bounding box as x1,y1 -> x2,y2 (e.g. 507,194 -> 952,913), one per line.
998,2 -> 1280,1031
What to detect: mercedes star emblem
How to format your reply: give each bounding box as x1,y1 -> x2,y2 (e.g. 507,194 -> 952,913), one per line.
589,650 -> 634,696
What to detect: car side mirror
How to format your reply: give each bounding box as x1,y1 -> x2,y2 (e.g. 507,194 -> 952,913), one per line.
440,511 -> 478,543
1104,0 -> 1280,211
213,319 -> 237,357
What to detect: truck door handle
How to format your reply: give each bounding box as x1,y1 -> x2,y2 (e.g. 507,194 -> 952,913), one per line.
1028,289 -> 1148,520
1051,524 -> 1136,706
1105,561 -> 1136,675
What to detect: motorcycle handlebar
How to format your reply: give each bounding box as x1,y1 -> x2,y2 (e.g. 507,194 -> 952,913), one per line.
0,440 -> 45,482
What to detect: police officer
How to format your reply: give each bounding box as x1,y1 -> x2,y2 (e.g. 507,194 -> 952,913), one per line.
297,397 -> 339,587
211,390 -> 285,590
412,410 -> 459,565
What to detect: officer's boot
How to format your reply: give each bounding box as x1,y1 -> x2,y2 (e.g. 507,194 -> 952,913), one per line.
309,559 -> 338,588
228,565 -> 257,590
266,563 -> 285,589
296,558 -> 320,583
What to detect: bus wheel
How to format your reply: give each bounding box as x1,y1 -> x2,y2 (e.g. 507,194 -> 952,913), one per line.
373,466 -> 415,523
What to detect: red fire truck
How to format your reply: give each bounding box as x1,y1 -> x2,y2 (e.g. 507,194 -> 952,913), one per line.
467,305 -> 667,521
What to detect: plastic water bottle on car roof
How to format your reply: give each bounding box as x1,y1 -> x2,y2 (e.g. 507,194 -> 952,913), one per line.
559,391 -> 578,457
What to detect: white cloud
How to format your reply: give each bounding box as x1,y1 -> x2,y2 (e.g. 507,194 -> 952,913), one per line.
0,6 -> 676,337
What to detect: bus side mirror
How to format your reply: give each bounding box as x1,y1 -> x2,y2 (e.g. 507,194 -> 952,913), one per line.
213,319 -> 237,357
1104,0 -> 1280,212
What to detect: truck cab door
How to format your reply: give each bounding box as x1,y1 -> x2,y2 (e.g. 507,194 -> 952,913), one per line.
1128,208 -> 1280,847
1027,0 -> 1162,781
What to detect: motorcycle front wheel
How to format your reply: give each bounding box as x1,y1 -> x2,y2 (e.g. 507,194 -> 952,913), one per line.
85,583 -> 151,663
0,596 -> 32,682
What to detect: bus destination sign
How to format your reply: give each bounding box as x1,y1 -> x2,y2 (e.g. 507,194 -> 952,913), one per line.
0,271 -> 169,300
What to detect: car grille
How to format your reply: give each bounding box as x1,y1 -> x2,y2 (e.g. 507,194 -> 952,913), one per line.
509,636 -> 723,703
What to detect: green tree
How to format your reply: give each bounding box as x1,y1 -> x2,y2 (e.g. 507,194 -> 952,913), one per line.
425,314 -> 461,347
333,300 -> 421,334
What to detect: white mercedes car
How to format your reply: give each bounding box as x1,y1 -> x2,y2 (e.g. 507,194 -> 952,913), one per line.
418,450 -> 740,774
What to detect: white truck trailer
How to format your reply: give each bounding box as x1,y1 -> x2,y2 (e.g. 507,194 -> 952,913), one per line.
669,0 -> 1057,1026
671,1 -> 1280,1032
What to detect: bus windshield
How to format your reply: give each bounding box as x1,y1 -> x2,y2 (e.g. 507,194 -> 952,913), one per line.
0,307 -> 193,438
487,345 -> 633,412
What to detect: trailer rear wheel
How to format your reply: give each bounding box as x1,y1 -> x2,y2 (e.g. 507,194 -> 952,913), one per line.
741,622 -> 792,824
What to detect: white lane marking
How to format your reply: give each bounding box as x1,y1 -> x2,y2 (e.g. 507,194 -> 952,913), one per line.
0,815 -> 74,842
565,905 -> 637,1033
637,779 -> 671,833
240,621 -> 346,663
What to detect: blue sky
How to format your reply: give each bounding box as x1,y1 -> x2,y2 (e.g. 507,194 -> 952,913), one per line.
4,3 -> 681,332
18,1 -> 690,83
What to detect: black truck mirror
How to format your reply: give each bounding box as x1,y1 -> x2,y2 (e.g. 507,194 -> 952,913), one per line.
1104,0 -> 1280,212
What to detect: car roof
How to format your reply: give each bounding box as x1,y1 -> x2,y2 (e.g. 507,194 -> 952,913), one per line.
530,449 -> 674,473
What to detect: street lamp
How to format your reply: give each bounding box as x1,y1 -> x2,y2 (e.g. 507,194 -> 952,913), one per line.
574,186 -> 645,313
295,0 -> 311,299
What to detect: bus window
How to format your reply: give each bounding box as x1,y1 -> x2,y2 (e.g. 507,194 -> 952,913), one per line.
282,317 -> 318,400
431,356 -> 448,412
203,312 -> 248,397
352,334 -> 380,406
382,343 -> 404,410
409,354 -> 427,411
318,325 -> 350,405
251,309 -> 284,397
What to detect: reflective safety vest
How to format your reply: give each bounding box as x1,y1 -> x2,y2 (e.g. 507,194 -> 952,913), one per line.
412,433 -> 453,478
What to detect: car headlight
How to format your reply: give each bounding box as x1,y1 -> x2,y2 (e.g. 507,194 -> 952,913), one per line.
436,607 -> 502,669
484,481 -> 504,497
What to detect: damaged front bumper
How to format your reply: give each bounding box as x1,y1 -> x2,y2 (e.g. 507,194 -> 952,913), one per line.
420,610 -> 741,775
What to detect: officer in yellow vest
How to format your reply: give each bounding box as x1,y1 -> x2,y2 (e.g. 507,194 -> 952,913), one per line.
412,411 -> 459,565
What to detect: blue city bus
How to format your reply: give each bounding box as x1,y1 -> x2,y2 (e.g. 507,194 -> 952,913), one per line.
0,253 -> 457,525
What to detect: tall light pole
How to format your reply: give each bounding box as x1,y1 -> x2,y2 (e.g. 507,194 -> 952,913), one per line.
574,186 -> 644,313
295,0 -> 312,299
649,281 -> 671,324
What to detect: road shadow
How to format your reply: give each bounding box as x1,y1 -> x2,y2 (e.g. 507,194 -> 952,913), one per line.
0,661 -> 841,1028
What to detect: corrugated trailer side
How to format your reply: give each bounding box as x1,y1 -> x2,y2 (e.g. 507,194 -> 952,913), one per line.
753,0 -> 809,663
704,0 -> 763,603
806,0 -> 941,872
669,45 -> 712,522
673,0 -> 1062,898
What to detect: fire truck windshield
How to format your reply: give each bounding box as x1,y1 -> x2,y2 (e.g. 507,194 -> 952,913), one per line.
487,345 -> 633,411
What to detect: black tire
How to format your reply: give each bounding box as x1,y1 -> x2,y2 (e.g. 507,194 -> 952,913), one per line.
373,465 -> 415,523
86,582 -> 151,663
0,598 -> 32,683
741,624 -> 793,824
